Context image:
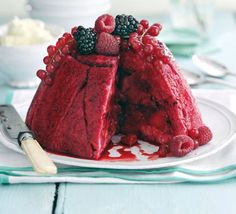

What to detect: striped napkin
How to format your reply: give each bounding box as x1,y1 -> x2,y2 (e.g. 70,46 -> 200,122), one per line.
0,89 -> 236,184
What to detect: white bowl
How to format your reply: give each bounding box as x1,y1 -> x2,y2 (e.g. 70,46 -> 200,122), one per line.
29,0 -> 110,7
30,4 -> 111,17
0,24 -> 64,88
30,5 -> 111,16
30,4 -> 111,29
30,0 -> 110,8
29,14 -> 95,29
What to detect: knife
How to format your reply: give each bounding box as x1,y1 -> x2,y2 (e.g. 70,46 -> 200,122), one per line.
0,105 -> 57,175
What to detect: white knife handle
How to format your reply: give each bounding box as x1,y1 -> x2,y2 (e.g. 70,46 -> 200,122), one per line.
21,138 -> 57,175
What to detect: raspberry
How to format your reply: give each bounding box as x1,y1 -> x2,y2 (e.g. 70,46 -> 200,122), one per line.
170,135 -> 194,157
95,32 -> 119,55
113,14 -> 139,38
197,126 -> 213,145
121,134 -> 138,146
95,14 -> 115,33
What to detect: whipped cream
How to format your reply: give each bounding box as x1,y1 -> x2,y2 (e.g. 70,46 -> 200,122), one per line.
0,17 -> 54,46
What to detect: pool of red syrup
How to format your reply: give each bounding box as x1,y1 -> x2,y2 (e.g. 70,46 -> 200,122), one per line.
100,142 -> 165,161
48,142 -> 169,162
100,143 -> 138,161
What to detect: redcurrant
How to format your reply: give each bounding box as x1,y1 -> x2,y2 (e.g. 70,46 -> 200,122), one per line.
140,20 -> 149,29
46,64 -> 55,73
36,69 -> 46,80
47,45 -> 56,56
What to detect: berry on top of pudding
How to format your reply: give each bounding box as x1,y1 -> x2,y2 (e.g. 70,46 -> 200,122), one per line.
26,14 -> 212,160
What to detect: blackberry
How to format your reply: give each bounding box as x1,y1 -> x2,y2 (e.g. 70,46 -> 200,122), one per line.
113,14 -> 139,38
73,26 -> 96,55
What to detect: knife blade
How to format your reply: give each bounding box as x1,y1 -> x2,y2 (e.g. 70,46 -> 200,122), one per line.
0,105 -> 57,175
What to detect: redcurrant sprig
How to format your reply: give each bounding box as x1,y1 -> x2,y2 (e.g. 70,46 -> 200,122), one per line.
36,31 -> 76,85
128,20 -> 173,64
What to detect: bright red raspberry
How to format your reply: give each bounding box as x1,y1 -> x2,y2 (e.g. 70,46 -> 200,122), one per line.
95,32 -> 119,55
121,134 -> 138,146
170,135 -> 194,157
197,126 -> 213,145
95,14 -> 115,33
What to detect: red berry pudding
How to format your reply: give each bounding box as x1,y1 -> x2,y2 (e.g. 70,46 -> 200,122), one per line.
26,14 -> 213,160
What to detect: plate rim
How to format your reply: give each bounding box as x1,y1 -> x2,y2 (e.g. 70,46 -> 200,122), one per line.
1,97 -> 236,169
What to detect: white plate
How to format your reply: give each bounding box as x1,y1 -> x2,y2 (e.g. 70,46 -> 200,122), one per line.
1,98 -> 236,169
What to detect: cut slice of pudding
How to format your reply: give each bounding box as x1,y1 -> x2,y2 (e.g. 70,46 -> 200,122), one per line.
119,43 -> 203,145
26,55 -> 119,159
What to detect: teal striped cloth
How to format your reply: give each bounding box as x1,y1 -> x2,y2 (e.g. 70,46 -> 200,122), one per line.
0,89 -> 236,184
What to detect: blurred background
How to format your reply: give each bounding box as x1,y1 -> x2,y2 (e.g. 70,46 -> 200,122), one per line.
0,0 -> 235,21
0,0 -> 236,88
